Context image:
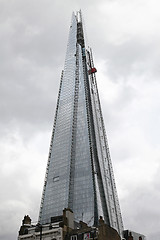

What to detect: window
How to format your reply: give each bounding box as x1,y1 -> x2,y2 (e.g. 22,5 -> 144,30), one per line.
53,176 -> 59,182
84,233 -> 90,240
71,235 -> 77,240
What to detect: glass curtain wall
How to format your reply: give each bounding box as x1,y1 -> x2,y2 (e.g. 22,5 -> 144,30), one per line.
39,11 -> 123,236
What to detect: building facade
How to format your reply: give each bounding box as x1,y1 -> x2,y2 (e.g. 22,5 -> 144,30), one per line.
38,11 -> 123,236
18,209 -> 146,240
18,11 -> 147,240
18,208 -> 121,240
123,230 -> 146,240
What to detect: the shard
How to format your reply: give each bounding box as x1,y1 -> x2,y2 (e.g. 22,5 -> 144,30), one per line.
38,11 -> 123,235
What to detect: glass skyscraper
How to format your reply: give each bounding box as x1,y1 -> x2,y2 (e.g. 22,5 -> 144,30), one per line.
39,11 -> 123,236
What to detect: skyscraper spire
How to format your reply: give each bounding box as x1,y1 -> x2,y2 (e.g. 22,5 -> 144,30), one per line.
38,11 -> 123,235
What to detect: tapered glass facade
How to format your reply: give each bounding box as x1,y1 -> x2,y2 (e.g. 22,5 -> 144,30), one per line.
39,12 -> 123,235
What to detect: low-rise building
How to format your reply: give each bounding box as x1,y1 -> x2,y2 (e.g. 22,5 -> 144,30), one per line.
18,209 -> 145,240
123,230 -> 146,240
18,208 -> 121,240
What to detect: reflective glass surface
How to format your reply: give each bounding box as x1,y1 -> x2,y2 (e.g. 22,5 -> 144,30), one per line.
39,13 -> 77,224
72,45 -> 94,224
39,12 -> 123,236
88,65 -> 123,234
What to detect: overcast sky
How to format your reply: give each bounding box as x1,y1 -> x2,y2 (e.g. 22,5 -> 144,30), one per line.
0,0 -> 160,239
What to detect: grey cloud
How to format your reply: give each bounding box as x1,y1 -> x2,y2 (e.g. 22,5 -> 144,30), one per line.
122,183 -> 160,239
94,37 -> 160,83
0,0 -> 160,240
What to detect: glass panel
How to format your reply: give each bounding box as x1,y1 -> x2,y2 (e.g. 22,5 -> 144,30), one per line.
72,45 -> 94,224
39,13 -> 77,224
